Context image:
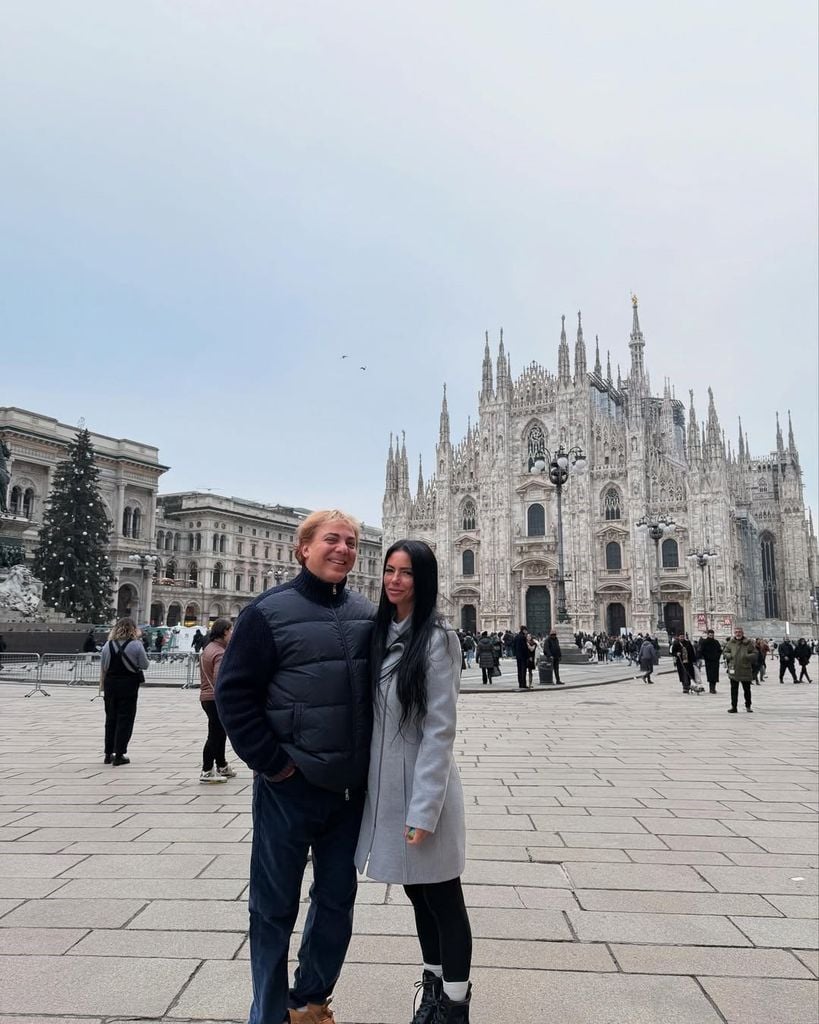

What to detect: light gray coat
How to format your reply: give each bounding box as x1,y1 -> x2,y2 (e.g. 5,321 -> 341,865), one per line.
355,619 -> 465,884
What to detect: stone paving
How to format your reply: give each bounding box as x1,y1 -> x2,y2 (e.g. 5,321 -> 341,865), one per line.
0,672 -> 816,1024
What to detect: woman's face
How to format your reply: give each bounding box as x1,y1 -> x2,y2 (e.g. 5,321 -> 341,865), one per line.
383,549 -> 415,620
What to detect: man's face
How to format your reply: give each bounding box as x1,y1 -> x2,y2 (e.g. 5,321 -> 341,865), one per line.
300,522 -> 358,583
734,629 -> 744,640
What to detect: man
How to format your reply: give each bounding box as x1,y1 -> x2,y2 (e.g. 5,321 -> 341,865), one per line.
778,637 -> 798,684
462,631 -> 475,668
670,633 -> 696,693
698,629 -> 722,694
724,626 -> 756,713
513,625 -> 530,689
795,638 -> 813,683
546,629 -> 563,684
216,510 -> 375,1024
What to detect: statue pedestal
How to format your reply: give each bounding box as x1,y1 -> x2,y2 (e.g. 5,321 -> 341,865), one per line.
0,513 -> 28,554
553,620 -> 587,664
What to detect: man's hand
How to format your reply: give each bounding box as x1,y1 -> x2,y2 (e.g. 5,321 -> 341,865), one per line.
405,825 -> 431,845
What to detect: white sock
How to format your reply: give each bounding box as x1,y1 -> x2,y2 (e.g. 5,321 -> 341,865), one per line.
443,979 -> 469,1002
423,962 -> 443,977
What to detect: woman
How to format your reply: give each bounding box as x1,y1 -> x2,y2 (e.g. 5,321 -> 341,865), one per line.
356,540 -> 472,1024
795,638 -> 813,683
638,636 -> 656,684
526,631 -> 539,686
475,630 -> 496,685
198,617 -> 237,783
100,618 -> 149,765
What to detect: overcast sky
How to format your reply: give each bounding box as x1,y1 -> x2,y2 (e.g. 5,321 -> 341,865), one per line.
2,1 -> 816,527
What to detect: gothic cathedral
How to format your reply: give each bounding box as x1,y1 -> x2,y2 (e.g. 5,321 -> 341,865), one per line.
382,299 -> 818,638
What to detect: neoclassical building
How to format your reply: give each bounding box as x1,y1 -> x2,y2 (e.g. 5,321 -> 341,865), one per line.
1,408 -> 383,625
382,300 -> 818,637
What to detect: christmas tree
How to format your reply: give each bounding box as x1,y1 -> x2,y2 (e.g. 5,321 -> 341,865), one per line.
33,428 -> 116,622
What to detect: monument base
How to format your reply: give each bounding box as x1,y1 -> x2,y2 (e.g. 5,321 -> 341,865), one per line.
552,621 -> 587,664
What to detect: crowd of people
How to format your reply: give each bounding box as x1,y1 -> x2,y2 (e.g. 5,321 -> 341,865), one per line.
454,626 -> 563,687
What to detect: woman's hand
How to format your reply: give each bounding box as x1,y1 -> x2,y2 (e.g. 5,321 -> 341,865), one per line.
405,825 -> 431,845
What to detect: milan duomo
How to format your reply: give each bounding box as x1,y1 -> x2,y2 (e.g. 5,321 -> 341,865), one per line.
382,298 -> 818,639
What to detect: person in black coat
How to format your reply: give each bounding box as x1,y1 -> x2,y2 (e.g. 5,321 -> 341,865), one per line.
476,632 -> 496,685
778,638 -> 798,683
513,626 -> 530,689
795,638 -> 813,683
698,630 -> 722,693
670,634 -> 696,693
82,630 -> 97,654
546,630 -> 563,684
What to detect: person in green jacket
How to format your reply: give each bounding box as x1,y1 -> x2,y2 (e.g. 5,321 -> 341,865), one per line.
724,627 -> 756,713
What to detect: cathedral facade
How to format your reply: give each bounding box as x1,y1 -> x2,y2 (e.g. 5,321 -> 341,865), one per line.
382,300 -> 818,638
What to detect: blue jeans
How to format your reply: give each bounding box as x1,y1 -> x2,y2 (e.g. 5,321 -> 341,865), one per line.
248,771 -> 364,1024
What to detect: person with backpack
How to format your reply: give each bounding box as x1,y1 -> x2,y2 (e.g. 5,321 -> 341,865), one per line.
778,637 -> 798,683
99,618 -> 149,765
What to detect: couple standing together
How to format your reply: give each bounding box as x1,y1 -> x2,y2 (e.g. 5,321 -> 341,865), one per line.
216,509 -> 472,1024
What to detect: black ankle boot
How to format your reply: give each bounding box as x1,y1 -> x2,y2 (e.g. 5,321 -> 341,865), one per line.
411,971 -> 442,1024
433,985 -> 471,1023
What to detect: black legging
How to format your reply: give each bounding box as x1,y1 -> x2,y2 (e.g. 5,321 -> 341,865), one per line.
780,660 -> 797,683
481,665 -> 493,684
201,700 -> 227,770
404,877 -> 472,983
103,676 -> 140,757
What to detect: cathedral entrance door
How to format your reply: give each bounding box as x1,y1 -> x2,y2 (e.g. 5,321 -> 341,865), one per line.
606,602 -> 626,635
664,601 -> 685,637
525,586 -> 551,637
461,604 -> 477,634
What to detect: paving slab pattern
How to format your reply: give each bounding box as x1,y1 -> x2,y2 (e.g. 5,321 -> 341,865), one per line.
0,673 -> 816,1022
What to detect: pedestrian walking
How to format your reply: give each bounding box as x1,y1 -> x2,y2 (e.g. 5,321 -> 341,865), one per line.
778,638 -> 798,684
513,625 -> 530,689
795,638 -> 813,683
638,637 -> 656,683
724,627 -> 756,713
356,539 -> 472,1024
546,629 -> 563,684
216,509 -> 376,1024
462,632 -> 475,669
670,633 -> 696,693
192,627 -> 206,653
198,617 -> 237,784
476,631 -> 496,685
99,618 -> 149,765
698,630 -> 722,693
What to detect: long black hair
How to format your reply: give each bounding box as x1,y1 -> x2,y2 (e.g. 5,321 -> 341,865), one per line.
371,539 -> 442,729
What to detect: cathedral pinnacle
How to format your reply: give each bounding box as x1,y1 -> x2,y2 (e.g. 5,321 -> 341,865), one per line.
776,411 -> 784,453
787,409 -> 797,453
558,315 -> 571,386
687,390 -> 701,460
481,330 -> 494,401
496,328 -> 509,396
416,455 -> 424,499
628,294 -> 646,383
606,350 -> 612,384
574,310 -> 587,382
738,417 -> 745,461
594,335 -> 602,376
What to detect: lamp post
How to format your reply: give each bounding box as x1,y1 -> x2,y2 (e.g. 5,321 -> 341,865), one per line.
273,568 -> 284,587
528,443 -> 587,624
128,552 -> 157,625
687,549 -> 717,631
187,573 -> 207,628
635,514 -> 675,634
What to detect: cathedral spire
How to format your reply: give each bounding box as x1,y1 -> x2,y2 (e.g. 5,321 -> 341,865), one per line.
439,384 -> 450,445
787,409 -> 797,454
416,455 -> 424,499
385,433 -> 395,492
738,417 -> 745,461
574,310 -> 587,382
617,363 -> 622,389
776,411 -> 784,454
481,331 -> 494,401
594,335 -> 602,376
557,315 -> 571,387
400,431 -> 410,496
705,386 -> 722,459
687,390 -> 701,461
628,293 -> 646,385
496,328 -> 509,397
606,349 -> 612,384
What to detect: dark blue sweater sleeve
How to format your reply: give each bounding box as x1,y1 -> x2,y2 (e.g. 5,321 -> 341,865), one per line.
215,605 -> 290,776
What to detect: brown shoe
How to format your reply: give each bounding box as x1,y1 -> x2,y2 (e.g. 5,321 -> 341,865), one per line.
289,1001 -> 335,1024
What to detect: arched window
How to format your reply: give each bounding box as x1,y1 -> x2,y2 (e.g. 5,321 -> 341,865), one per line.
131,508 -> 142,539
219,535 -> 226,553
122,506 -> 132,537
760,533 -> 780,618
212,533 -> 219,552
462,500 -> 477,532
157,530 -> 165,549
9,486 -> 21,515
195,533 -> 202,551
188,562 -> 198,585
462,549 -> 475,576
212,562 -> 224,589
527,503 -> 545,537
661,538 -> 679,568
173,532 -> 180,552
605,541 -> 622,571
526,424 -> 546,459
23,488 -> 34,519
603,487 -> 621,520
165,533 -> 172,551
188,533 -> 195,552
249,575 -> 257,593
153,558 -> 163,580
166,559 -> 177,581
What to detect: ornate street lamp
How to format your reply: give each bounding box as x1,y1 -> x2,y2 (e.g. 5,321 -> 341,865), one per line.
128,552 -> 157,625
528,443 -> 587,623
635,514 -> 675,634
687,549 -> 717,632
273,568 -> 284,586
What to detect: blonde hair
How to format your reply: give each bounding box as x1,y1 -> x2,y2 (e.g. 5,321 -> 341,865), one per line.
295,509 -> 360,565
109,617 -> 138,644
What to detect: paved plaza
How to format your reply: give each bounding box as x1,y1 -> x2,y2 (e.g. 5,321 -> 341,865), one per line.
0,671 -> 817,1024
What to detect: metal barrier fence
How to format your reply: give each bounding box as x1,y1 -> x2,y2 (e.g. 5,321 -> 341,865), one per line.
0,652 -> 201,691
